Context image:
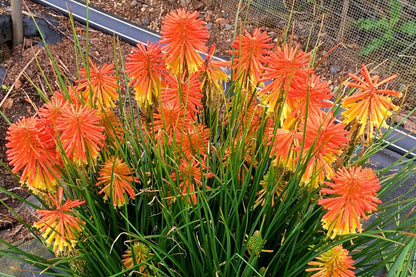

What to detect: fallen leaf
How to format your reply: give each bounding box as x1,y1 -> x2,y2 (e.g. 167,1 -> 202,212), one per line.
14,79 -> 22,89
215,18 -> 229,25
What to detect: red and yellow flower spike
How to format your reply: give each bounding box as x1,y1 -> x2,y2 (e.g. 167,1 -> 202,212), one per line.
78,58 -> 119,109
96,156 -> 138,207
55,104 -> 105,164
126,42 -> 166,111
152,100 -> 194,145
199,43 -> 229,102
341,64 -> 402,142
6,117 -> 60,193
172,159 -> 212,205
161,73 -> 203,117
319,166 -> 381,238
297,112 -> 350,188
175,123 -> 210,159
34,187 -> 85,255
231,28 -> 273,88
161,9 -> 209,74
306,245 -> 356,277
288,74 -> 333,118
260,44 -> 312,117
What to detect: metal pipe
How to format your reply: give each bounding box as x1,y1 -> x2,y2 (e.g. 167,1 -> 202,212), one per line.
11,0 -> 24,46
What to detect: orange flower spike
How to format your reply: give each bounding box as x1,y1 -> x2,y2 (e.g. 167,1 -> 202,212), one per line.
199,43 -> 229,100
172,160 -> 212,204
319,166 -> 381,238
176,123 -> 210,159
306,245 -> 356,277
55,104 -> 105,164
268,127 -> 299,169
231,28 -> 273,87
96,156 -> 139,207
34,187 -> 85,255
297,112 -> 350,187
6,117 -> 60,192
302,112 -> 350,160
260,44 -> 312,116
78,58 -> 119,109
289,74 -> 333,117
161,9 -> 209,74
341,64 -> 402,140
152,100 -> 194,145
161,73 -> 203,117
38,92 -> 70,127
98,108 -> 125,143
126,42 -> 166,110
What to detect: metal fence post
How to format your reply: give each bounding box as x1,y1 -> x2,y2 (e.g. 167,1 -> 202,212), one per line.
11,0 -> 23,46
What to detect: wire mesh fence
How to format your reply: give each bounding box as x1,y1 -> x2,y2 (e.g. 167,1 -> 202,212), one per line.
222,0 -> 416,109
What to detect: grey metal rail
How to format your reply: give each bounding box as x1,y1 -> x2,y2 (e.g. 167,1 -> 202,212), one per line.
33,0 -> 416,159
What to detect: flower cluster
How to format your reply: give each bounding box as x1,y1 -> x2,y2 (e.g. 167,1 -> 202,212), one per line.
4,7 -> 405,276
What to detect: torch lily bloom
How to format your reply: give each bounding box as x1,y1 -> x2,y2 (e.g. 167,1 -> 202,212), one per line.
6,117 -> 60,192
96,156 -> 138,207
122,241 -> 153,275
341,64 -> 402,142
55,104 -> 105,164
319,166 -> 381,238
298,112 -> 350,188
78,58 -> 119,109
161,73 -> 203,117
126,42 -> 167,111
152,100 -> 194,145
172,159 -> 212,204
34,187 -> 85,255
161,9 -> 209,74
288,74 -> 333,118
268,127 -> 299,170
306,245 -> 356,277
260,44 -> 312,117
175,123 -> 211,159
231,28 -> 273,88
199,43 -> 229,102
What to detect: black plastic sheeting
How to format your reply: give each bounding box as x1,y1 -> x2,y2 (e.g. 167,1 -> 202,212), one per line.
0,13 -> 61,45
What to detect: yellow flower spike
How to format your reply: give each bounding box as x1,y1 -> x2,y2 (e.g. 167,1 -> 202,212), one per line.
125,42 -> 167,111
319,166 -> 381,238
341,63 -> 402,143
34,187 -> 85,256
78,58 -> 119,110
122,241 -> 154,275
6,117 -> 60,193
96,156 -> 139,208
306,245 -> 356,277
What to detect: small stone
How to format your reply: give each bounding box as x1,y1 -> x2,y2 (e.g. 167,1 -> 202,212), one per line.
193,1 -> 205,10
142,17 -> 150,26
130,0 -> 137,6
224,24 -> 232,30
206,23 -> 212,30
221,11 -> 228,18
140,7 -> 146,12
180,0 -> 191,7
330,65 -> 341,75
215,18 -> 229,25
